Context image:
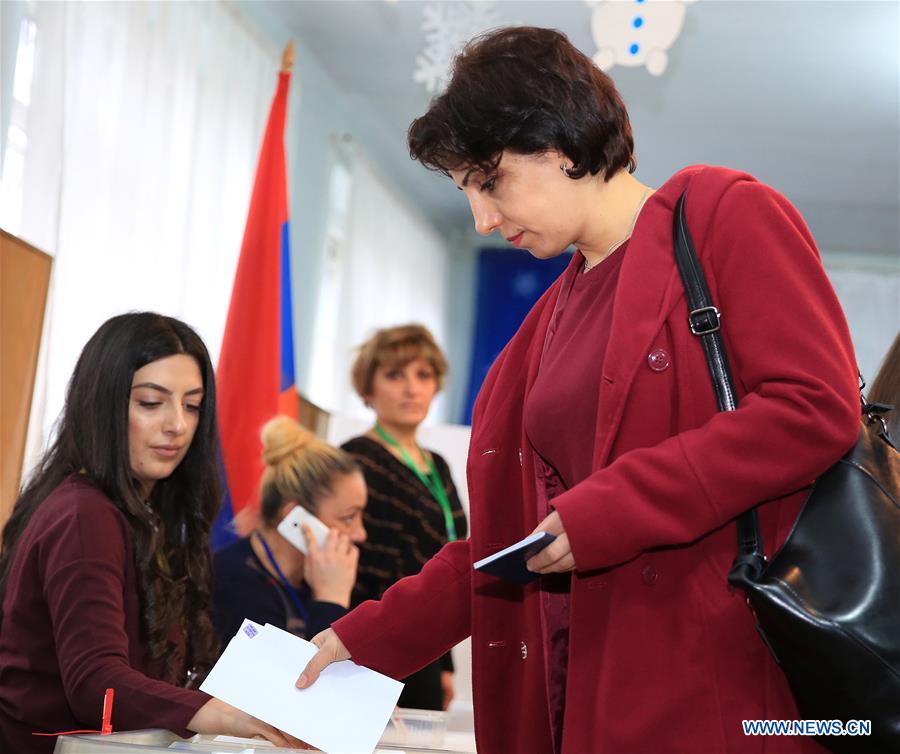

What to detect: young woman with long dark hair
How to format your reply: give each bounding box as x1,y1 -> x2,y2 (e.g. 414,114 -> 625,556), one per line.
0,312 -> 299,752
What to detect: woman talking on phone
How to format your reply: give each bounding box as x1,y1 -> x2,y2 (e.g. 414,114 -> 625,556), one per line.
212,416 -> 367,645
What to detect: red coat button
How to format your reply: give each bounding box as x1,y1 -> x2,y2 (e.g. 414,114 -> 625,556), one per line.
641,565 -> 659,585
647,349 -> 670,371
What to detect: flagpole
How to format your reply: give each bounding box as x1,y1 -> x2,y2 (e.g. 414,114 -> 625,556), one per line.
281,41 -> 295,73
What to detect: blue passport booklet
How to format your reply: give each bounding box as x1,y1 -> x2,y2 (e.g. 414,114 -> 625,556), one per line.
473,531 -> 556,584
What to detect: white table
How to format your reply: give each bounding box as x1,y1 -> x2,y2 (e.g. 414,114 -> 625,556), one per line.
53,708 -> 476,754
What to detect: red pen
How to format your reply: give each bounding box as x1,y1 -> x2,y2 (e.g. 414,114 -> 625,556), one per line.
101,688 -> 114,735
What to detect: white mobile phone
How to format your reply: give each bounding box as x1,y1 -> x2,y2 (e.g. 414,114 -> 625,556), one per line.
276,505 -> 330,555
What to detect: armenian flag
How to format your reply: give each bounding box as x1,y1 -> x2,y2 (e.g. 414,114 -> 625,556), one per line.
213,44 -> 297,548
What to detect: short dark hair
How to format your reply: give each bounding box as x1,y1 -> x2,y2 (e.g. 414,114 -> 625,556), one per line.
0,312 -> 221,679
408,26 -> 635,180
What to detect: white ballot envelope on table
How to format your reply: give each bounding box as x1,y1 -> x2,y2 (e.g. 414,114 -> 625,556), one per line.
201,620 -> 404,753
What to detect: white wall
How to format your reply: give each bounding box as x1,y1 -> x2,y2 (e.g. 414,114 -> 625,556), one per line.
823,253 -> 900,383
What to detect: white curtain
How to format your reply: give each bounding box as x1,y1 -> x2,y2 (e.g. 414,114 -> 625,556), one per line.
9,1 -> 277,472
309,143 -> 453,421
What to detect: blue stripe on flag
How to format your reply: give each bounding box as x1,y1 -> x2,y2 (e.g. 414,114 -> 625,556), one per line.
212,450 -> 240,551
279,220 -> 295,392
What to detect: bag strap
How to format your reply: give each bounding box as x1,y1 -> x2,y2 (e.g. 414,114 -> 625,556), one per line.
672,191 -> 766,573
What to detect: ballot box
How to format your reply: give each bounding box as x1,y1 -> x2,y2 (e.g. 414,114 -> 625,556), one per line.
53,707 -> 477,754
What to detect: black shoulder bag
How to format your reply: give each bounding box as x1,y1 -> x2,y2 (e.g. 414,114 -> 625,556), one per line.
673,191 -> 900,753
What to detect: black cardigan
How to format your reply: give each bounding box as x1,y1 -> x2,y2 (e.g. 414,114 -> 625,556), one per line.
342,435 -> 468,708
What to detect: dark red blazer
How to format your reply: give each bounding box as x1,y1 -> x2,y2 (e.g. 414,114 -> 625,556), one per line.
0,477 -> 208,753
333,166 -> 860,753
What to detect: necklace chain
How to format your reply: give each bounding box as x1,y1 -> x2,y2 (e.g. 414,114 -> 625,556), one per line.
583,187 -> 652,273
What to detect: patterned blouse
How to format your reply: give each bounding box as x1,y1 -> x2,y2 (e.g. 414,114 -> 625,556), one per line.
341,435 -> 468,709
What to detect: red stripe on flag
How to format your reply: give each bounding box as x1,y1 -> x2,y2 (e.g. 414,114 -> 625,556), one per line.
217,70 -> 292,520
278,387 -> 298,418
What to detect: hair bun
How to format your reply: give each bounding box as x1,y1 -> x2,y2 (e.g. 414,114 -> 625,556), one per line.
260,416 -> 315,467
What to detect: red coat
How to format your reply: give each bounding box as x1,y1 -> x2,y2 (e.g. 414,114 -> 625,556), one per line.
333,166 -> 860,753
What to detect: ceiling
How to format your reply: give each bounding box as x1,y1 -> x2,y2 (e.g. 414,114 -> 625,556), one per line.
243,0 -> 899,257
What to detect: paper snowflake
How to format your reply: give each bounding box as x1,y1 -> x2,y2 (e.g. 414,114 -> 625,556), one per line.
413,1 -> 500,93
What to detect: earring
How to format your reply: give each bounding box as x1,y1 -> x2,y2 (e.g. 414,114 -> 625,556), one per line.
560,164 -> 573,177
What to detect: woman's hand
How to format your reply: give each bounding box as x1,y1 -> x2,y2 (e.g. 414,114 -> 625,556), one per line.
440,670 -> 454,710
526,510 -> 576,574
296,628 -> 351,689
302,525 -> 359,608
187,698 -> 309,748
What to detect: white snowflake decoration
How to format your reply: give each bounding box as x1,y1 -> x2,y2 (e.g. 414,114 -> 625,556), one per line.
413,2 -> 500,93
586,0 -> 697,76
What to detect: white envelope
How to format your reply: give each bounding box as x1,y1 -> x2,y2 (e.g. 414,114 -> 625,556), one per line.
201,620 -> 404,753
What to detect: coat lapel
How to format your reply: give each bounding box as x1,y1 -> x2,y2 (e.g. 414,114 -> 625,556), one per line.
592,173 -> 694,469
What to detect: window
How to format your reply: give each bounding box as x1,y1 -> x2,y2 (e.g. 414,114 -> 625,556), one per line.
307,150 -> 353,409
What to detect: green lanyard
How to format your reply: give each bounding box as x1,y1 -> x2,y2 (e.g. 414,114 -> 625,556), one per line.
374,422 -> 458,542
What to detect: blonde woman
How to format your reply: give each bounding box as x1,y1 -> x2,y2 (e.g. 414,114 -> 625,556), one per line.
213,416 -> 367,645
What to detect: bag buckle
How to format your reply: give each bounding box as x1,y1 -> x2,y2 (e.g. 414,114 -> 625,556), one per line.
689,306 -> 721,335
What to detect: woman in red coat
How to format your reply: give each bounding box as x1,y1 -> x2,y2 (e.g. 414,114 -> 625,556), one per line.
298,27 -> 860,754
